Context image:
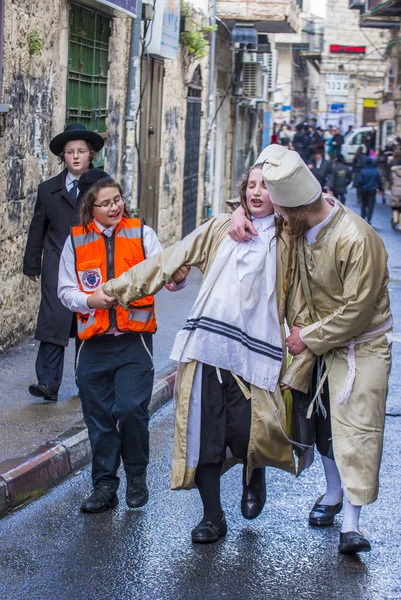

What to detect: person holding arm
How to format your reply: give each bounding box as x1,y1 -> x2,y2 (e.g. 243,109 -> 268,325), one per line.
228,145 -> 392,555
89,163 -> 316,543
58,169 -> 187,513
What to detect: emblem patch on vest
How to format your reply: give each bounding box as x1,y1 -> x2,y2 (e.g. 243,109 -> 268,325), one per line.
80,269 -> 102,292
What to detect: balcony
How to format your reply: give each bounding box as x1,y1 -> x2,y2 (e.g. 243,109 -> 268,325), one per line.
359,0 -> 401,28
216,0 -> 301,34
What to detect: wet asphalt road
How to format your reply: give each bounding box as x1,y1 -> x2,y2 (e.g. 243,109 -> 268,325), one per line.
1,190 -> 401,600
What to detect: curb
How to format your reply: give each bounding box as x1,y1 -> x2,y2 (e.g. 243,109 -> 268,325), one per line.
0,367 -> 176,519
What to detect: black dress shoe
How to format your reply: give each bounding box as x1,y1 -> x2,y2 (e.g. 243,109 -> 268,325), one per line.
29,384 -> 58,402
338,531 -> 371,554
126,472 -> 149,508
309,495 -> 343,526
241,467 -> 266,520
191,513 -> 227,544
80,483 -> 118,514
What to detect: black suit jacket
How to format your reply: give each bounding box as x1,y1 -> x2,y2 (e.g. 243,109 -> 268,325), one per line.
23,169 -> 83,346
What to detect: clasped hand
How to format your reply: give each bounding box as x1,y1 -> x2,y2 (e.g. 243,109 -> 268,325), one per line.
286,326 -> 307,356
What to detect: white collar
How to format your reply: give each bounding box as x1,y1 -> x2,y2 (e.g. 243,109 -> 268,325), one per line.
305,201 -> 339,245
94,219 -> 117,237
66,171 -> 79,186
251,214 -> 275,233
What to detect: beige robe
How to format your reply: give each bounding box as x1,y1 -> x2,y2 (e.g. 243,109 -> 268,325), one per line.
299,200 -> 392,506
104,215 -> 315,489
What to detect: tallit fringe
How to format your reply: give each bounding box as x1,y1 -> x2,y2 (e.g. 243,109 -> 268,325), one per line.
335,339 -> 356,406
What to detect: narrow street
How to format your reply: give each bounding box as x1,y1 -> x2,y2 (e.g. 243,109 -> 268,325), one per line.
1,191 -> 401,600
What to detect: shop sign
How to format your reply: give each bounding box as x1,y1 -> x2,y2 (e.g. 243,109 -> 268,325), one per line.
325,73 -> 350,97
377,101 -> 395,121
330,103 -> 345,113
330,45 -> 366,54
97,0 -> 137,17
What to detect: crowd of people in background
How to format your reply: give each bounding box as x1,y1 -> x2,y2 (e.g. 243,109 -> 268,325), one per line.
271,119 -> 401,229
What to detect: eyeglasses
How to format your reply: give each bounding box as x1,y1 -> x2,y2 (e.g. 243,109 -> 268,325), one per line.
93,196 -> 125,209
65,149 -> 90,156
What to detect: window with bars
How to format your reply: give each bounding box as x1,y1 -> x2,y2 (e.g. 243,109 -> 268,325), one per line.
66,3 -> 110,136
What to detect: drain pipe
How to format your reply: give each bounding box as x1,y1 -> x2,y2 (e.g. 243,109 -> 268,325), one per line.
203,0 -> 217,220
123,0 -> 143,209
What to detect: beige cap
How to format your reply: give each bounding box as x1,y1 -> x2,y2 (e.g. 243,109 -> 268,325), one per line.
254,144 -> 322,208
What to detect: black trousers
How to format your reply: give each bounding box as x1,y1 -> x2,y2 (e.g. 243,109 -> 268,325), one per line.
313,365 -> 334,459
36,337 -> 81,392
360,190 -> 376,222
198,364 -> 252,465
77,333 -> 154,489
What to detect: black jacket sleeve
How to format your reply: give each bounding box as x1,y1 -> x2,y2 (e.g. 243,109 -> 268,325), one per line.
23,186 -> 48,276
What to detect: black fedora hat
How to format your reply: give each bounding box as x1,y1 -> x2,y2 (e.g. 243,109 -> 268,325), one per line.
49,123 -> 104,156
78,169 -> 112,197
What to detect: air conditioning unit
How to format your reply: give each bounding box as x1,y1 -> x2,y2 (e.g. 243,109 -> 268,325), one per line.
242,62 -> 262,98
242,51 -> 277,99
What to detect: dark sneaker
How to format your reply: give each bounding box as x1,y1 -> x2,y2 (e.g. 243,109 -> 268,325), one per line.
29,384 -> 58,402
338,531 -> 371,554
80,483 -> 118,514
191,513 -> 227,544
126,472 -> 149,508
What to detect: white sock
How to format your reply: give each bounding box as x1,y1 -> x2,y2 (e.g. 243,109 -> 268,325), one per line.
318,455 -> 343,505
341,497 -> 361,533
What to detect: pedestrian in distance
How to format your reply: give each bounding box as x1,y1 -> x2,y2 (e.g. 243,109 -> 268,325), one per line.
389,158 -> 401,229
58,169 -> 188,514
330,154 -> 351,204
307,147 -> 331,192
90,163 -> 316,543
228,145 -> 392,555
357,156 -> 383,225
352,146 -> 366,204
23,123 -> 104,402
331,128 -> 345,160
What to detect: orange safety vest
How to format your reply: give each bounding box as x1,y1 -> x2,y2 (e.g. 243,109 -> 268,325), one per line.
71,217 -> 157,340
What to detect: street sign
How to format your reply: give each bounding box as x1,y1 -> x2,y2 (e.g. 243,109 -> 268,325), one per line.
330,103 -> 345,113
330,45 -> 366,54
326,73 -> 350,97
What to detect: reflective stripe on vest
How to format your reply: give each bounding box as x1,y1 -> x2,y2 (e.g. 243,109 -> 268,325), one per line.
71,217 -> 157,340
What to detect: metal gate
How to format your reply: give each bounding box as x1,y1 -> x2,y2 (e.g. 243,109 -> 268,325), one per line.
182,68 -> 202,238
66,4 -> 110,135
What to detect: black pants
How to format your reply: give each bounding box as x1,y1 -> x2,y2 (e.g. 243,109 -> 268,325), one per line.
360,190 -> 376,222
313,365 -> 334,459
77,333 -> 154,489
334,191 -> 346,205
198,364 -> 251,465
36,337 -> 81,392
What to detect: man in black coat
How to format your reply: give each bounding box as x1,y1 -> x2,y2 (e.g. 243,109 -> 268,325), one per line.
307,147 -> 332,192
23,123 -> 104,401
331,127 -> 345,160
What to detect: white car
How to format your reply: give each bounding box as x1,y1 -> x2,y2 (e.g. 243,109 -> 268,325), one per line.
341,127 -> 375,164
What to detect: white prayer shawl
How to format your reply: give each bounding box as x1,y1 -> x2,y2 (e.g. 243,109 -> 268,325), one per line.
170,215 -> 283,391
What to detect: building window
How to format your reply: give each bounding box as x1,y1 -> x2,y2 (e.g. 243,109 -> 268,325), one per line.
67,3 -> 111,136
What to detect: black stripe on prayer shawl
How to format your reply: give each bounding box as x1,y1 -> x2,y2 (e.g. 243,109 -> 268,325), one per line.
183,316 -> 283,362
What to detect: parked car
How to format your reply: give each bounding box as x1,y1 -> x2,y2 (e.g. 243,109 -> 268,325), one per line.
342,127 -> 375,164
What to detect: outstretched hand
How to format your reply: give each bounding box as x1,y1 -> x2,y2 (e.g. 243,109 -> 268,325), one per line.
87,285 -> 117,310
229,206 -> 258,242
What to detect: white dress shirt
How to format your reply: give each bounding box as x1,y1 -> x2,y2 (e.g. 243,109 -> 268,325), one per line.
58,220 -> 185,322
65,171 -> 79,192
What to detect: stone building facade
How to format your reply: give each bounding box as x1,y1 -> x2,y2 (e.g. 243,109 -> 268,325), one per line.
0,0 -> 132,351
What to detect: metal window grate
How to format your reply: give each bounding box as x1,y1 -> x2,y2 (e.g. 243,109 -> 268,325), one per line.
66,3 -> 110,135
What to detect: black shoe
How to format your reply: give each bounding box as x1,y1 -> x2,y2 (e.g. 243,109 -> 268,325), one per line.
29,384 -> 58,402
338,531 -> 371,554
241,467 -> 266,520
80,483 -> 118,514
191,513 -> 227,544
126,472 -> 149,508
309,495 -> 343,526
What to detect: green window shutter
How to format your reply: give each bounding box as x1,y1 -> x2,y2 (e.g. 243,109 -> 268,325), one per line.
67,3 -> 110,165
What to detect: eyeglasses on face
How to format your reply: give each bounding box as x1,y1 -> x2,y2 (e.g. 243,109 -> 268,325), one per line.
93,196 -> 125,209
65,149 -> 90,156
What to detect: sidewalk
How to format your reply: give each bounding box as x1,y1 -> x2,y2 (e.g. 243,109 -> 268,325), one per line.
0,269 -> 202,517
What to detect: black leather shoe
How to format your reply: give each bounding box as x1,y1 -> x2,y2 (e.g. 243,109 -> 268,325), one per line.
338,531 -> 371,554
29,384 -> 58,402
80,483 -> 118,514
191,513 -> 227,544
309,495 -> 343,526
241,467 -> 266,520
126,472 -> 149,508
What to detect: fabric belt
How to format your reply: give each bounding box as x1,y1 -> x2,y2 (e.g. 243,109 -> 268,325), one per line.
307,316 -> 393,419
